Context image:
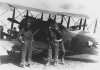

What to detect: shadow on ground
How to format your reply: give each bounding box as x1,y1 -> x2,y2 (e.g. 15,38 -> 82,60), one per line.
65,56 -> 96,63
0,50 -> 97,67
0,51 -> 47,66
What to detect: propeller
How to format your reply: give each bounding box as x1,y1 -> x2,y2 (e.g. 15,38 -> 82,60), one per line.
7,18 -> 20,24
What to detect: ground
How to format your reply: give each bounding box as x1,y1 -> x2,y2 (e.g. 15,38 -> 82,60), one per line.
0,52 -> 100,70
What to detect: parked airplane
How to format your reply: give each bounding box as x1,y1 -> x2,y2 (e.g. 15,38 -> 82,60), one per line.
0,1 -> 99,57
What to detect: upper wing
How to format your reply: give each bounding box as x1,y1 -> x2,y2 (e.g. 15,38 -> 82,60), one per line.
0,0 -> 89,18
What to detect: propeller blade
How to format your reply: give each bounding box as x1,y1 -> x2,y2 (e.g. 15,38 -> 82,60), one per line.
7,18 -> 20,24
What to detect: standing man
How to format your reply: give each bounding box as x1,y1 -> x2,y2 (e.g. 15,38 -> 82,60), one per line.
18,19 -> 34,67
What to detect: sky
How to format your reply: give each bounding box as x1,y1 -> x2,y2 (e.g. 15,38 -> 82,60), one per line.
0,0 -> 100,34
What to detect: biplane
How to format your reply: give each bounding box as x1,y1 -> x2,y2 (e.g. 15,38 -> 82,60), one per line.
0,0 -> 99,58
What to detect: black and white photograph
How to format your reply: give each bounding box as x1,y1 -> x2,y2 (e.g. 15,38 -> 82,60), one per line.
0,0 -> 100,70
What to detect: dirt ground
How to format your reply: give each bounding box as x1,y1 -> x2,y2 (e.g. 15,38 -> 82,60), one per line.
0,52 -> 100,70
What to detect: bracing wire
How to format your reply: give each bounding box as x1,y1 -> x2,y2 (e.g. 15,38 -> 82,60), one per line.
16,8 -> 24,18
0,20 -> 8,29
0,10 -> 8,17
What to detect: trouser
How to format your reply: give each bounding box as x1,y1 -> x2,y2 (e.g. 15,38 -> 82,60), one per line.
59,41 -> 66,60
48,40 -> 65,62
21,40 -> 33,63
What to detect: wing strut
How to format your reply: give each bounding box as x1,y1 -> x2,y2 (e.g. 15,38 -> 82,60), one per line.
79,18 -> 82,30
93,19 -> 97,33
61,15 -> 64,25
10,7 -> 15,37
26,10 -> 29,17
48,14 -> 51,19
25,10 -> 29,23
83,19 -> 87,31
54,15 -> 56,22
67,16 -> 70,28
41,13 -> 43,20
